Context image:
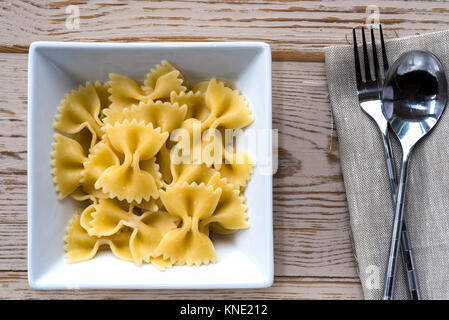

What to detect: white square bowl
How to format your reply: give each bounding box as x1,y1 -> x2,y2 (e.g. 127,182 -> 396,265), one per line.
28,42 -> 273,289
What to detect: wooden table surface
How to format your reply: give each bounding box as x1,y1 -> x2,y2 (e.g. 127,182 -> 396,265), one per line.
1,0 -> 448,300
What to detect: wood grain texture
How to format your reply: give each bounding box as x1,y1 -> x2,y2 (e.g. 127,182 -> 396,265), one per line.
1,0 -> 448,300
1,1 -> 449,61
0,273 -> 363,300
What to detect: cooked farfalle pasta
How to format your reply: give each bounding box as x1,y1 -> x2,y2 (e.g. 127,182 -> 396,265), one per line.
95,120 -> 167,203
103,100 -> 188,130
143,60 -> 187,100
108,60 -> 186,112
51,60 -> 255,269
201,173 -> 249,234
156,183 -> 222,265
218,150 -> 255,190
73,141 -> 119,201
54,82 -> 108,150
51,134 -> 87,200
203,78 -> 254,131
65,211 -> 134,263
80,199 -> 178,267
170,91 -> 210,122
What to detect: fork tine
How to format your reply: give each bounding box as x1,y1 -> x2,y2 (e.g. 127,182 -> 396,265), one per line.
370,27 -> 380,81
353,28 -> 362,88
361,26 -> 372,82
380,24 -> 389,74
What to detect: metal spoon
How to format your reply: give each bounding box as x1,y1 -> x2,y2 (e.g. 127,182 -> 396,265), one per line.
382,50 -> 448,299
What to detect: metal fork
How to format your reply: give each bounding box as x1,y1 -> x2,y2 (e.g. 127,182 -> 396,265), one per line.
353,25 -> 420,300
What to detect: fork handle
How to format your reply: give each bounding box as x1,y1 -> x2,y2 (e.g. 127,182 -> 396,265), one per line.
381,133 -> 420,300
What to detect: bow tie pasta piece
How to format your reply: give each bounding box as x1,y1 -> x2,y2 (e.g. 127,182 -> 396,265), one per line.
218,151 -> 255,190
95,120 -> 168,203
123,101 -> 187,132
71,141 -> 120,202
203,78 -> 254,131
107,61 -> 185,112
103,101 -> 187,184
170,91 -> 210,122
54,82 -> 104,150
104,119 -> 168,162
108,73 -> 151,112
200,173 -> 249,235
65,212 -> 133,264
74,82 -> 110,152
51,134 -> 87,200
156,183 -> 222,266
80,200 -> 129,236
132,210 -> 179,268
82,199 -> 178,265
143,60 -> 186,100
104,101 -> 187,130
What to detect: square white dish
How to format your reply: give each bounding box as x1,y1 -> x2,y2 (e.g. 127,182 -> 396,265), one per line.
28,41 -> 273,289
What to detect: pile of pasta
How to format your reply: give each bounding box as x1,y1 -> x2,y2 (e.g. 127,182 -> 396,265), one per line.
51,60 -> 255,269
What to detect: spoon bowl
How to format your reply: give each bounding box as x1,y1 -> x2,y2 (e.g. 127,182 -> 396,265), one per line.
383,50 -> 448,149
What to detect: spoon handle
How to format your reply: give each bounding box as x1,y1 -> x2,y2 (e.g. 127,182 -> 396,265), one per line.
383,152 -> 411,300
382,133 -> 420,300
400,218 -> 421,299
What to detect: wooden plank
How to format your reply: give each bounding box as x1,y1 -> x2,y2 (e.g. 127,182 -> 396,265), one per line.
1,1 -> 449,61
0,272 -> 363,299
0,53 -> 359,283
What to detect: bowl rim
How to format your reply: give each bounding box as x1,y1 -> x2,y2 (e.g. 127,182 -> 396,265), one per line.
29,40 -> 271,51
27,41 -> 273,289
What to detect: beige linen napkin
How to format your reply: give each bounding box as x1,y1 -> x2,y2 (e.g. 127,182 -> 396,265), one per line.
325,29 -> 449,300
